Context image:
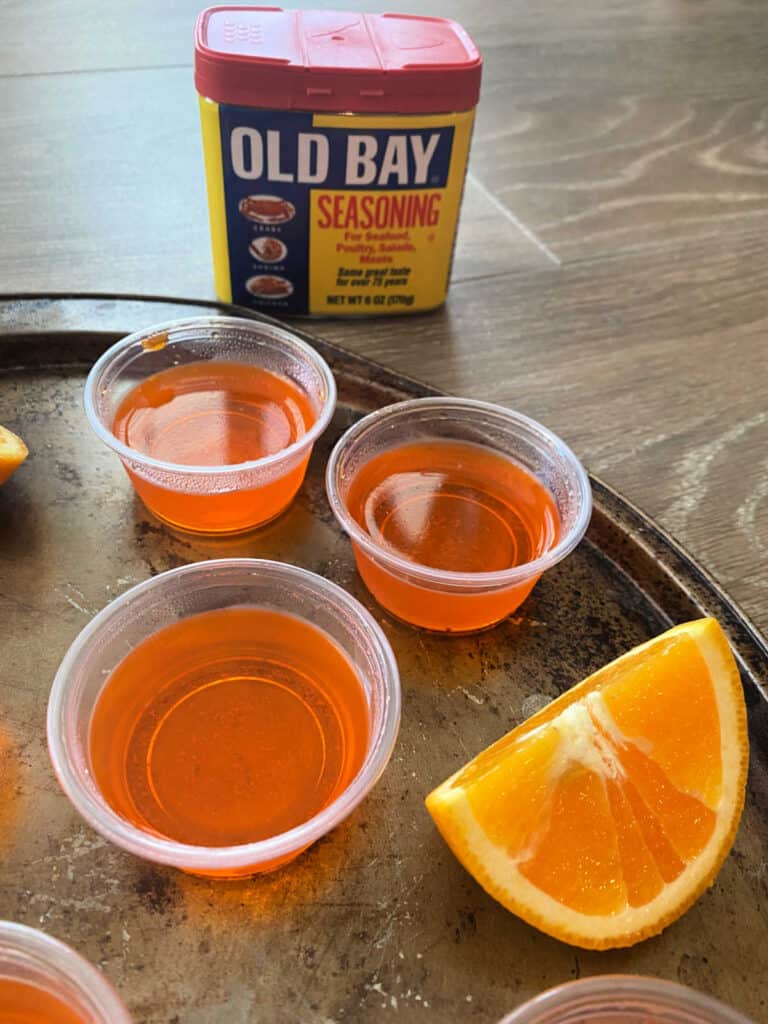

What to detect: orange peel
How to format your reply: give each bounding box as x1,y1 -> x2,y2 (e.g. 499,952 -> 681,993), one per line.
0,426 -> 28,485
426,619 -> 748,949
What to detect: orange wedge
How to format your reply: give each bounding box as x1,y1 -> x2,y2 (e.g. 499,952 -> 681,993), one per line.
0,426 -> 28,485
426,619 -> 748,949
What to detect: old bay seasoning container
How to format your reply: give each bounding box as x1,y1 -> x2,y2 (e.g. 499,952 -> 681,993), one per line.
194,6 -> 482,315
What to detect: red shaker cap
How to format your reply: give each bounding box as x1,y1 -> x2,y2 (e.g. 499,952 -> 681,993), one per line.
194,6 -> 482,113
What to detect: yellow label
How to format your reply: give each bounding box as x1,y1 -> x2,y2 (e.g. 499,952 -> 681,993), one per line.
198,97 -> 232,303
308,111 -> 473,315
198,102 -> 475,315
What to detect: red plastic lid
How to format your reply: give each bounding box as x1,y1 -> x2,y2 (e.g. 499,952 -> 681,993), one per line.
194,6 -> 482,113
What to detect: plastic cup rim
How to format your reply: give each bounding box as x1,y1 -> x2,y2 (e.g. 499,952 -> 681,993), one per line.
496,974 -> 757,1024
325,396 -> 592,589
46,559 -> 401,872
0,921 -> 132,1022
83,315 -> 337,477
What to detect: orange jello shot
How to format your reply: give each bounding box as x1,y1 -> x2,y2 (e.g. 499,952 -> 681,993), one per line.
326,398 -> 592,633
47,559 -> 400,878
85,316 -> 336,533
0,922 -> 131,1023
497,975 -> 756,1024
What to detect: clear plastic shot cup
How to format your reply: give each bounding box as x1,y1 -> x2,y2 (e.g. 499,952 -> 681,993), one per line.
497,975 -> 757,1024
326,397 -> 592,633
0,921 -> 132,1023
84,316 -> 336,534
47,559 -> 401,879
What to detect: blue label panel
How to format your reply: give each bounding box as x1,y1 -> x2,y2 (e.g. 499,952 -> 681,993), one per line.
218,106 -> 455,314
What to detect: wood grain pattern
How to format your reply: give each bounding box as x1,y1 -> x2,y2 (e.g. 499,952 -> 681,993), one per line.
1,0 -> 767,648
471,94 -> 768,259
0,70 -> 550,296
1,2 -> 768,1020
0,7 -> 766,624
309,225 -> 768,634
4,0 -> 768,102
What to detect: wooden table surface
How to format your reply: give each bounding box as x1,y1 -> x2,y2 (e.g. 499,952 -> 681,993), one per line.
1,3 -> 768,1022
2,0 -> 767,637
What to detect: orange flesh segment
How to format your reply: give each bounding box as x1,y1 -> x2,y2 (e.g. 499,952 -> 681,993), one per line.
426,619 -> 749,949
465,692 -> 715,911
461,629 -> 721,903
0,426 -> 28,485
465,727 -> 560,855
612,742 -> 716,862
621,777 -> 686,883
604,778 -> 665,906
519,766 -> 626,915
600,635 -> 722,807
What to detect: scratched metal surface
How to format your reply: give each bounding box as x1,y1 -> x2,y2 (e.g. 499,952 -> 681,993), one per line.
1,296 -> 767,1024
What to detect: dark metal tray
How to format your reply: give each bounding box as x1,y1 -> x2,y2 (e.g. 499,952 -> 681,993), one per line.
1,295 -> 767,1024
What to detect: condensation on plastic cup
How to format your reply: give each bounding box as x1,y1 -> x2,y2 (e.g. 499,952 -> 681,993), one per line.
47,559 -> 401,878
0,921 -> 132,1023
496,976 -> 757,1024
83,316 -> 336,534
326,397 -> 592,633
